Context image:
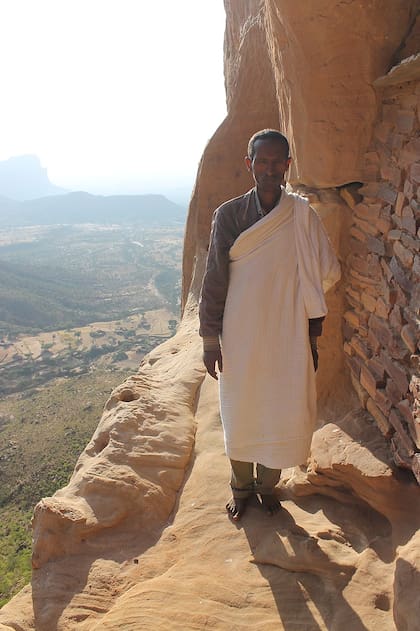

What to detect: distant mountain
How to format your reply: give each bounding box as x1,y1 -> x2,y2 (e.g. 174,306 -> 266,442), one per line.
0,155 -> 67,200
0,191 -> 186,226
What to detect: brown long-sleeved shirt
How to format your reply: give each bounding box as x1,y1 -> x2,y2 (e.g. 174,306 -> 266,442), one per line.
199,188 -> 324,349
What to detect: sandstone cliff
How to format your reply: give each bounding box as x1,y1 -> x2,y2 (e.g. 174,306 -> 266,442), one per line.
1,2 -> 419,630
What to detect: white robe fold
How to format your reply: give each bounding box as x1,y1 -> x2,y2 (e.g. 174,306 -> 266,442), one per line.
219,191 -> 340,469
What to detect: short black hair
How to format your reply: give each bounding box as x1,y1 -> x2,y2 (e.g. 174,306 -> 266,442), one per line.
248,129 -> 290,160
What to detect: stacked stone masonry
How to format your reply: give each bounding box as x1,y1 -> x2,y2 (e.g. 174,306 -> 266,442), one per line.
343,65 -> 420,484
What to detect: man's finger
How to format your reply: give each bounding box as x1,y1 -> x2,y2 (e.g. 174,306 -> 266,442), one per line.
205,359 -> 218,380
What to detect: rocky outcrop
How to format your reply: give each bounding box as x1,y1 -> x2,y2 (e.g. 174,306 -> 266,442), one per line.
1,2 -> 420,630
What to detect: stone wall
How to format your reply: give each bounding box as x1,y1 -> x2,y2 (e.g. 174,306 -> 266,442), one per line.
343,56 -> 420,483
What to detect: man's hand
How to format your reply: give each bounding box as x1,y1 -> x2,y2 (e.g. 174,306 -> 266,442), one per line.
203,348 -> 223,380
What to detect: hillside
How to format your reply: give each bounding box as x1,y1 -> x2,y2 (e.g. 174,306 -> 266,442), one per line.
0,258 -> 98,332
0,191 -> 185,227
0,223 -> 183,336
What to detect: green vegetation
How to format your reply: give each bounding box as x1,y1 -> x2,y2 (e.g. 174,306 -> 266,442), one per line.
155,268 -> 182,312
0,370 -> 132,606
0,507 -> 32,608
0,223 -> 183,336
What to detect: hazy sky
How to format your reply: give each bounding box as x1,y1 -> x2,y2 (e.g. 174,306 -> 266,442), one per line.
0,1 -> 227,199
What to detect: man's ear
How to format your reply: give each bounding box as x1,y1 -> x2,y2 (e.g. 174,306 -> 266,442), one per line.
244,156 -> 252,171
286,158 -> 292,170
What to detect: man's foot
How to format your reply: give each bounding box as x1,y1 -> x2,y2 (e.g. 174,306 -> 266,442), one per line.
226,496 -> 248,521
260,494 -> 281,516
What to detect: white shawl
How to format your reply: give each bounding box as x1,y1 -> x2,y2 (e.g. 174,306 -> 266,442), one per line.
293,194 -> 341,318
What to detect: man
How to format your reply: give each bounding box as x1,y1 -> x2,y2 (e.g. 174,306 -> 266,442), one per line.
199,129 -> 340,521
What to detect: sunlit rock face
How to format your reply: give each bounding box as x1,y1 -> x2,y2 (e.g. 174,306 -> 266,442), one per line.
263,0 -> 419,187
1,2 -> 419,630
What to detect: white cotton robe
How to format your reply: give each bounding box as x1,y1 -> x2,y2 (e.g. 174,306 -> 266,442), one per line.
219,191 -> 340,469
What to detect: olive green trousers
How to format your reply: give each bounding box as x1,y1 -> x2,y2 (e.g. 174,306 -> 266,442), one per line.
230,459 -> 281,499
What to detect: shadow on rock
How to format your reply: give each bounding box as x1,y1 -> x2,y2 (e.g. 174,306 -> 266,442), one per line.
241,504 -> 369,631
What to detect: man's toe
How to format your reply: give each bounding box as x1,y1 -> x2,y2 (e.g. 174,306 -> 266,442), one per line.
226,497 -> 247,521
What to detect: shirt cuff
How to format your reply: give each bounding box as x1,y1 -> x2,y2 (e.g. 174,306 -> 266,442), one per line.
202,336 -> 221,351
308,317 -> 325,337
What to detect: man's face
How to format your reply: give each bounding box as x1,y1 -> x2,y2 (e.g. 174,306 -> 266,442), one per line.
245,139 -> 291,195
